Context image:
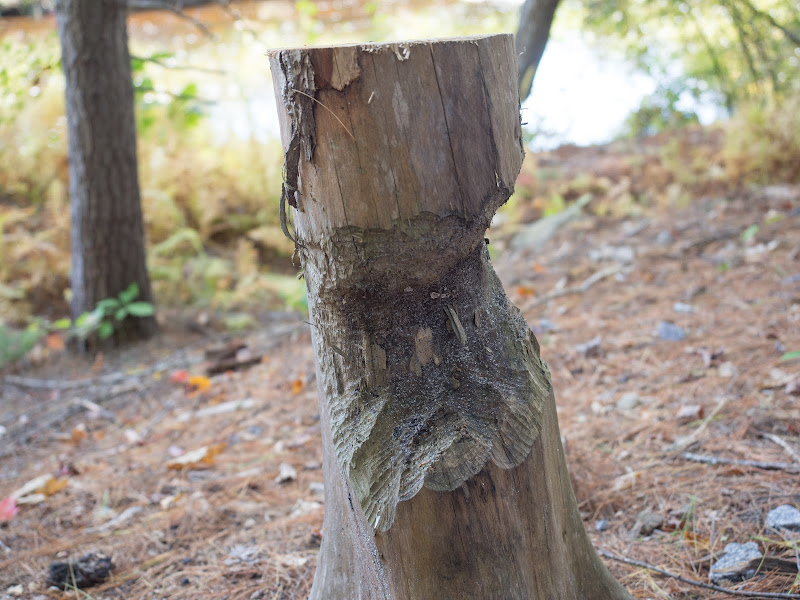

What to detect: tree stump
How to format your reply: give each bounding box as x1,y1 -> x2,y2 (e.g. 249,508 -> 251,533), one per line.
269,34 -> 631,600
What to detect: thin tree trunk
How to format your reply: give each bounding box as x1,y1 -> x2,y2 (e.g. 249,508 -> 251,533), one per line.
269,34 -> 631,600
56,0 -> 156,343
515,0 -> 561,101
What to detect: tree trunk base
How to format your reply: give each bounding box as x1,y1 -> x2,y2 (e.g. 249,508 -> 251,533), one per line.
309,381 -> 631,600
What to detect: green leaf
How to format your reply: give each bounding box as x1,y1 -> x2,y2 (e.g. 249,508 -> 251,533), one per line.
118,283 -> 139,305
125,302 -> 155,317
115,307 -> 128,321
780,351 -> 800,362
741,224 -> 759,242
97,298 -> 120,312
52,318 -> 72,330
98,321 -> 114,340
180,82 -> 198,99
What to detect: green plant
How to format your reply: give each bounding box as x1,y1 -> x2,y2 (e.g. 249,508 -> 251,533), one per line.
80,283 -> 155,340
0,321 -> 45,367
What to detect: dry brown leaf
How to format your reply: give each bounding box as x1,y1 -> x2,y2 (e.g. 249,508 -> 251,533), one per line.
70,423 -> 88,445
188,375 -> 212,394
46,332 -> 65,351
11,474 -> 69,503
166,443 -> 227,470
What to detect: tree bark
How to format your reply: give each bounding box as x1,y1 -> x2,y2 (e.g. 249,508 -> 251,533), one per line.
56,0 -> 156,343
269,34 -> 631,600
515,0 -> 561,101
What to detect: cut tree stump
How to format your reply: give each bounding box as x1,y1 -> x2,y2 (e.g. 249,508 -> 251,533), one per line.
269,34 -> 631,600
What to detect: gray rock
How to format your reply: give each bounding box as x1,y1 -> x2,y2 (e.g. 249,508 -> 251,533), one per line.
658,321 -> 686,341
656,230 -> 674,246
589,245 -> 635,264
616,392 -> 641,412
673,302 -> 696,314
766,505 -> 800,532
538,318 -> 557,332
274,462 -> 297,484
710,542 -> 762,583
629,508 -> 663,538
594,519 -> 609,532
575,336 -> 603,358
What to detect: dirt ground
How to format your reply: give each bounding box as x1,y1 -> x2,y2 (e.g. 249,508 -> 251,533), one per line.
1,137 -> 799,600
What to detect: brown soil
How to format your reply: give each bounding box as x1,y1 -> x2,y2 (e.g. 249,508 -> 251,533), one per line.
1,136 -> 799,600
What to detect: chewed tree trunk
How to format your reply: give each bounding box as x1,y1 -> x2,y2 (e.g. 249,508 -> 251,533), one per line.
269,34 -> 631,600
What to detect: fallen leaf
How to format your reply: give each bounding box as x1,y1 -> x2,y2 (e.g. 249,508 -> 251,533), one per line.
188,375 -> 212,394
170,370 -> 189,384
516,285 -> 536,298
71,423 -> 88,445
291,379 -> 304,395
166,443 -> 226,470
612,471 -> 640,492
124,428 -> 143,445
11,473 -> 68,500
675,405 -> 704,423
42,476 -> 69,496
46,332 -> 65,351
0,497 -> 19,522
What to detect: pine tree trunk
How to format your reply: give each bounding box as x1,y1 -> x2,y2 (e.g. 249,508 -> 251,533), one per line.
270,34 -> 631,600
56,0 -> 156,343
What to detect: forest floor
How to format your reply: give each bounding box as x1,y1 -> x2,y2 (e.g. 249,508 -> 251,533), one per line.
1,129 -> 799,600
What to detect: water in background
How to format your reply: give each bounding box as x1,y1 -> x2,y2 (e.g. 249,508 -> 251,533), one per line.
1,0 -> 715,150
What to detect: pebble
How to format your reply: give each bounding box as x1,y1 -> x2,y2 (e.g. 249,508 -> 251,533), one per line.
616,392 -> 640,412
574,336 -> 603,358
538,318 -> 557,332
710,542 -> 762,583
629,508 -> 663,538
766,505 -> 800,532
589,245 -> 636,264
655,230 -> 674,246
274,462 -> 297,484
594,519 -> 609,532
717,362 -> 737,378
657,321 -> 686,341
673,302 -> 695,313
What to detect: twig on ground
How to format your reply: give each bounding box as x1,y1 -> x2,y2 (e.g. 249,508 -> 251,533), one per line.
523,265 -> 621,310
666,369 -> 739,454
763,432 -> 800,464
681,452 -> 800,473
598,548 -> 800,599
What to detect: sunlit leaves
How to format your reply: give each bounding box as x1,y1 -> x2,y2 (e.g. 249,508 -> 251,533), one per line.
581,0 -> 800,131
